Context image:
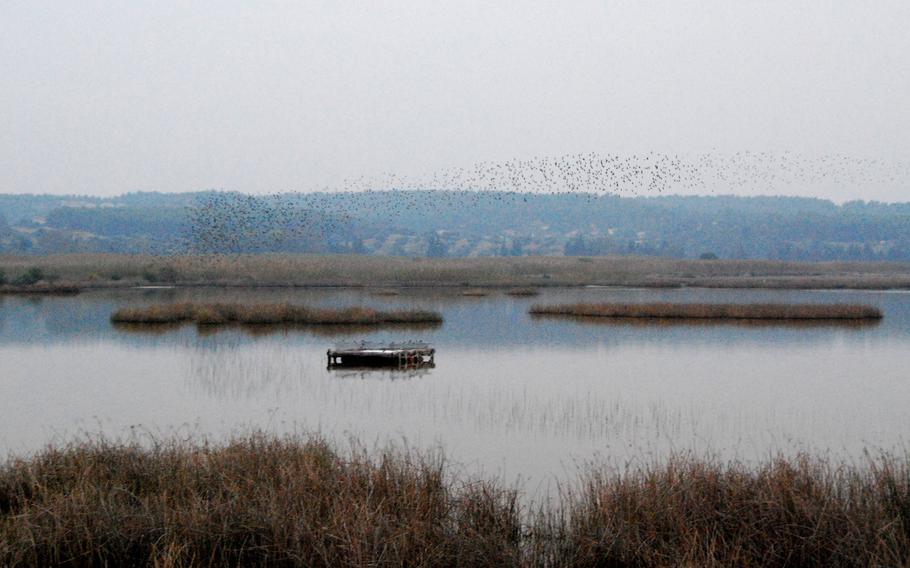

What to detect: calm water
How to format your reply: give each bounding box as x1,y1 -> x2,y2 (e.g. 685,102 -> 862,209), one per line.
1,287 -> 909,486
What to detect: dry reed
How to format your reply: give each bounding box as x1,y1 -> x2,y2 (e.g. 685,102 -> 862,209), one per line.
529,302 -> 884,320
371,289 -> 401,296
1,436 -> 908,567
5,254 -> 910,289
0,284 -> 80,296
110,303 -> 443,326
0,435 -> 520,567
461,289 -> 490,297
539,453 -> 910,567
505,288 -> 540,297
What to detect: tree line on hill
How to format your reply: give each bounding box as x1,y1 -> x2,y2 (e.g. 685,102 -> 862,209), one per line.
2,190 -> 910,261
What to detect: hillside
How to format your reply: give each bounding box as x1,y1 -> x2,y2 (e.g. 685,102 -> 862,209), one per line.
2,191 -> 910,261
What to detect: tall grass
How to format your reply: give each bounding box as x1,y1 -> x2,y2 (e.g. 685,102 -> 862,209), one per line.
111,303 -> 443,325
0,435 -> 520,567
505,288 -> 540,297
0,283 -> 80,296
1,436 -> 908,567
530,302 -> 884,320
541,454 -> 910,567
4,254 -> 910,289
461,289 -> 490,297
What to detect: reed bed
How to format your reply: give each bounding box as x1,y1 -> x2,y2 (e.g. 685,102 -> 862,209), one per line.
1,436 -> 908,567
461,289 -> 490,297
505,288 -> 540,297
110,302 -> 443,326
114,321 -> 443,338
530,302 -> 884,321
371,289 -> 401,296
5,254 -> 910,289
0,284 -> 80,296
539,454 -> 910,567
0,435 -> 521,567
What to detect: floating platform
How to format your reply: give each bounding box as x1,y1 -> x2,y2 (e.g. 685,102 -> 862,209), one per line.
327,341 -> 435,369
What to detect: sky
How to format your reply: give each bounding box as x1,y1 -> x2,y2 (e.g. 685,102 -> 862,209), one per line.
1,1 -> 909,201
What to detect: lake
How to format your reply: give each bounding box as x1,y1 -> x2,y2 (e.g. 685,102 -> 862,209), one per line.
1,286 -> 908,490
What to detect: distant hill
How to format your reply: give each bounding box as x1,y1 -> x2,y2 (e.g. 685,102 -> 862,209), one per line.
2,190 -> 910,261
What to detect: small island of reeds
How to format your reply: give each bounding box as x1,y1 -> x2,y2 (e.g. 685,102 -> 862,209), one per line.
505,287 -> 540,297
529,302 -> 884,321
111,302 -> 443,326
461,289 -> 490,297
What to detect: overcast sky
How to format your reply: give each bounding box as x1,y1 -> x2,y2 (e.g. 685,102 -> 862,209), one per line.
1,1 -> 909,201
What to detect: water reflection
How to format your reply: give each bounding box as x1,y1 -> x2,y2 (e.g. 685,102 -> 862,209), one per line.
0,286 -> 905,348
1,286 -> 909,487
328,367 -> 436,380
187,344 -> 309,400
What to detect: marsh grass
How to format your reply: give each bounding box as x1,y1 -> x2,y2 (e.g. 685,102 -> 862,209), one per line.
371,289 -> 401,296
0,435 -> 521,567
113,321 -> 442,337
505,288 -> 540,297
529,302 -> 884,321
538,453 -> 910,567
110,303 -> 443,326
0,283 -> 80,296
533,315 -> 882,331
1,436 -> 908,567
0,265 -> 78,295
4,254 -> 910,289
461,289 -> 490,297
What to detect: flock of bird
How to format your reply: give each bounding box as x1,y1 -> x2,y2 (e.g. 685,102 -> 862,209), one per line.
186,192 -> 326,254
334,151 -> 908,196
185,151 -> 909,253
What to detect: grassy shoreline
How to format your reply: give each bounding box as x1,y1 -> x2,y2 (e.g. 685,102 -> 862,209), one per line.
0,284 -> 81,295
4,254 -> 910,290
530,302 -> 884,321
1,434 -> 908,567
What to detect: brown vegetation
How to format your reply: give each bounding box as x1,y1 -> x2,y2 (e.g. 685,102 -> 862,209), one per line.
4,254 -> 910,289
461,289 -> 490,297
114,321 -> 443,338
0,435 -> 908,567
505,288 -> 540,297
0,284 -> 80,296
530,302 -> 884,321
111,303 -> 443,326
0,435 -> 520,567
371,289 -> 401,296
544,453 -> 910,567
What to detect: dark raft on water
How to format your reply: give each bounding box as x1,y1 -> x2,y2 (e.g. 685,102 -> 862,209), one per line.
327,341 -> 435,369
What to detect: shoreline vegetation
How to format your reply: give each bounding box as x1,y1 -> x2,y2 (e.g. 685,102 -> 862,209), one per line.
110,303 -> 443,326
506,288 -> 541,297
529,302 -> 884,321
4,254 -> 910,291
0,283 -> 80,295
0,265 -> 80,295
1,435 -> 908,567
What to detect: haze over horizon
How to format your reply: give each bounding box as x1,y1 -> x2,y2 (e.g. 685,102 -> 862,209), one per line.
2,2 -> 909,201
